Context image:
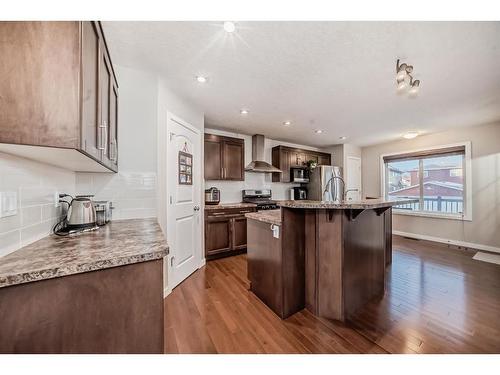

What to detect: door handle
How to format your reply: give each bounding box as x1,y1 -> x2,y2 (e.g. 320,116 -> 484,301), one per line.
194,206 -> 200,211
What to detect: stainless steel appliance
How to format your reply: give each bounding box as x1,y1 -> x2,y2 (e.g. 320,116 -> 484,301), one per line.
244,135 -> 282,173
66,195 -> 97,228
308,165 -> 344,202
242,189 -> 278,210
94,200 -> 114,223
292,186 -> 308,200
290,167 -> 309,183
205,187 -> 220,205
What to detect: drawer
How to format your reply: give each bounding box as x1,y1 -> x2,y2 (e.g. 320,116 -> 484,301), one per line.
206,207 -> 256,217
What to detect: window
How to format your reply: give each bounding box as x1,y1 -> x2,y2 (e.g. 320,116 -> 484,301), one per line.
382,144 -> 470,219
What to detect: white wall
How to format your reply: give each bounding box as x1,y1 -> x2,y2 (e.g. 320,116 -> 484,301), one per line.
156,79 -> 205,294
76,65 -> 158,220
204,128 -> 322,203
0,152 -> 75,257
362,121 -> 500,251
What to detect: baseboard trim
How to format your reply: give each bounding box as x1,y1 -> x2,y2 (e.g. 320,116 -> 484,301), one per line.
393,230 -> 500,254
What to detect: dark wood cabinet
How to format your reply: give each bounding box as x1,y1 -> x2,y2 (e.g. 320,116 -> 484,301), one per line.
204,134 -> 244,181
272,146 -> 331,182
0,21 -> 118,173
205,207 -> 256,259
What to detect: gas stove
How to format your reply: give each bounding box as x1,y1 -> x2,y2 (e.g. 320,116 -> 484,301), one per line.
242,189 -> 278,211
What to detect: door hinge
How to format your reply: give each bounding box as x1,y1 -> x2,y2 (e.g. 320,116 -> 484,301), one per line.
170,256 -> 175,267
169,196 -> 173,204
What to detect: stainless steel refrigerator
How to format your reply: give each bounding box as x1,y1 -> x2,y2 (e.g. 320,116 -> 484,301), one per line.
308,165 -> 344,202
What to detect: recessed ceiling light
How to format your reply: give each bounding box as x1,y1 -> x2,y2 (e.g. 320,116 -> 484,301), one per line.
339,136 -> 347,140
403,131 -> 419,139
240,109 -> 249,115
283,121 -> 291,126
315,129 -> 323,134
223,21 -> 236,33
196,76 -> 207,83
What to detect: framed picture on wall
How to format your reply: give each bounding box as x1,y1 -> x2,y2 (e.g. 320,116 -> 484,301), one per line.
178,151 -> 193,185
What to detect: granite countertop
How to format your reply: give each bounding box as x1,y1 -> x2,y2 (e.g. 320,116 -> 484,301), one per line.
245,209 -> 282,225
205,202 -> 257,210
0,218 -> 169,288
277,198 -> 419,210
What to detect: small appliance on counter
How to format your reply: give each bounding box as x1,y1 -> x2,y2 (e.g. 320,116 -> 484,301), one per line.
53,194 -> 99,236
292,186 -> 308,200
94,200 -> 114,223
290,167 -> 309,183
242,189 -> 278,211
205,187 -> 220,205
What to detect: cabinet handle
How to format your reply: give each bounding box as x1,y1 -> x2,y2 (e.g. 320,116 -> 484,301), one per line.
98,121 -> 108,154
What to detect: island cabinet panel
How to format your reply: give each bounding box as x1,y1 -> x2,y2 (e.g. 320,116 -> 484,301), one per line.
271,145 -> 332,182
0,260 -> 164,354
0,21 -> 118,173
304,209 -> 343,320
247,219 -> 283,316
247,209 -> 305,319
342,209 -> 386,320
384,208 -> 393,265
204,134 -> 244,181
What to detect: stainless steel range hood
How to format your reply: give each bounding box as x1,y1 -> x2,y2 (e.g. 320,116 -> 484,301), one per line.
245,134 -> 282,173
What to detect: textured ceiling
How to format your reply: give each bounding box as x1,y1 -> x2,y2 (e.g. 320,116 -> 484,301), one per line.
102,21 -> 500,147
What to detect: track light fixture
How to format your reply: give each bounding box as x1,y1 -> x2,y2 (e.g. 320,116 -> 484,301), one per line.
396,59 -> 420,97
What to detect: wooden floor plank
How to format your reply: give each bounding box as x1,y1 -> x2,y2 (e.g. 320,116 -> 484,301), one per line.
164,235 -> 500,353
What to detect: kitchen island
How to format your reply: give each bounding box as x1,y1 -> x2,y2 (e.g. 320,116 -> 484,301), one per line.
247,198 -> 417,322
0,218 -> 168,353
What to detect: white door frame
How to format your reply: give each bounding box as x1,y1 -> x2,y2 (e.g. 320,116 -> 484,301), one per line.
165,112 -> 205,295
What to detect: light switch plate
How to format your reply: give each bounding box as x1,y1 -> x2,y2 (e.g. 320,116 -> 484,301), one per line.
271,224 -> 280,239
0,191 -> 18,218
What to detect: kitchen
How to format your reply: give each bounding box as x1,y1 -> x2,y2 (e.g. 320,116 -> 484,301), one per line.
1,14 -> 500,367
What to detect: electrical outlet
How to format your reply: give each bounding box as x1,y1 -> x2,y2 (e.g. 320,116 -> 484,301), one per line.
0,191 -> 18,218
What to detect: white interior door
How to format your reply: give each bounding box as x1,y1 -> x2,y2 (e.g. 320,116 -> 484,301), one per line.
345,156 -> 362,200
166,113 -> 202,289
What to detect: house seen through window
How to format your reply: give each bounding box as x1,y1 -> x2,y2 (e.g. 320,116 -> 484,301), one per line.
383,145 -> 466,217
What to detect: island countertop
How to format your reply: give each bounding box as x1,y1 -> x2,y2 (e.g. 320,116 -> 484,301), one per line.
245,209 -> 281,225
0,218 -> 169,288
277,198 -> 419,210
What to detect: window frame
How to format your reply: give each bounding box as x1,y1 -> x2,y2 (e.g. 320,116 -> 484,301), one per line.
380,142 -> 472,221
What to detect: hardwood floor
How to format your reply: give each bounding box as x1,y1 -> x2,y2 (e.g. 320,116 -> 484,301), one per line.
164,236 -> 500,353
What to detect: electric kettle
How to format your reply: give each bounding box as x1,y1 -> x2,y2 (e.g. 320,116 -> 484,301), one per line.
66,195 -> 97,228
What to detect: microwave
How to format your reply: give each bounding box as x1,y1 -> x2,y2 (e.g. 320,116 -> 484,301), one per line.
290,167 -> 309,183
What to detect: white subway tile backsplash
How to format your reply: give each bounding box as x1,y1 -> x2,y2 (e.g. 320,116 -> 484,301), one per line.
0,152 -> 75,257
75,171 -> 157,221
21,206 -> 42,227
0,230 -> 20,257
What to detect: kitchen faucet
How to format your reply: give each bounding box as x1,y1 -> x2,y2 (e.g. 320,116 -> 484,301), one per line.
324,175 -> 359,201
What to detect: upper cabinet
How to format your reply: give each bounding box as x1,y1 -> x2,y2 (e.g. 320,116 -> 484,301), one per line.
204,134 -> 245,181
0,21 -> 118,172
271,145 -> 331,183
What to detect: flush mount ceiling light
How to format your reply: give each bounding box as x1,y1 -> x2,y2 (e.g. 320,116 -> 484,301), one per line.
283,121 -> 291,126
403,131 -> 419,139
240,109 -> 249,115
196,75 -> 207,83
396,59 -> 421,97
339,136 -> 347,140
223,21 -> 236,33
315,129 -> 323,134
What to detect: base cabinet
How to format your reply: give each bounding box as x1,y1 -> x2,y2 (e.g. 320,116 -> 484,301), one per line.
205,207 -> 257,259
0,260 -> 164,354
